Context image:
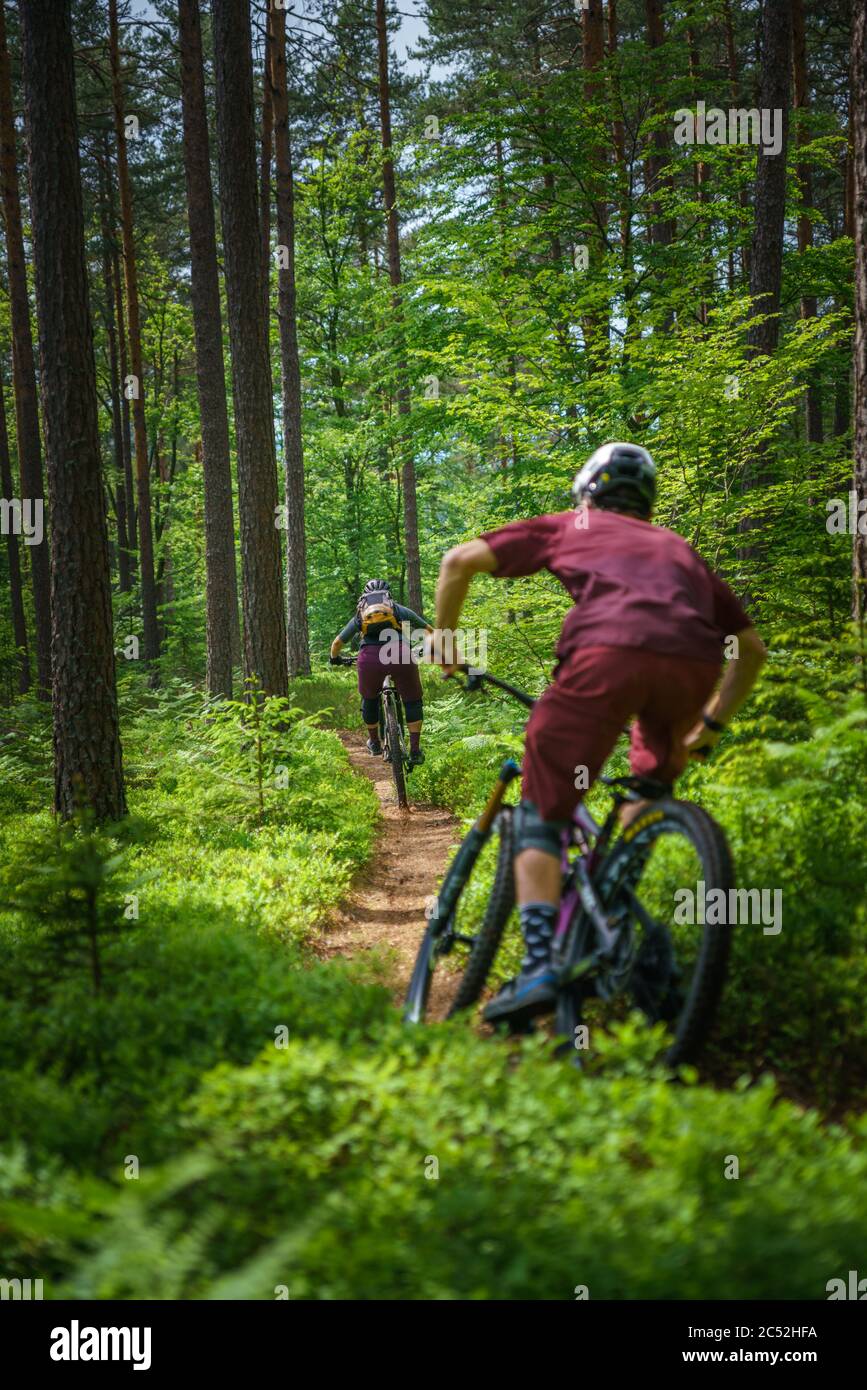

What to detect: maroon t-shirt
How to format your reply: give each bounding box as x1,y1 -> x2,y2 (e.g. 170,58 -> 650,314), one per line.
481,508 -> 751,664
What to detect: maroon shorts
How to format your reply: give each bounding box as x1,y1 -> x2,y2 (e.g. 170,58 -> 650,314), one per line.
522,645 -> 721,823
357,641 -> 423,703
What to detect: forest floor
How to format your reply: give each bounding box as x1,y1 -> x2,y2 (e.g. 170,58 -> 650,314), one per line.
317,731 -> 461,1018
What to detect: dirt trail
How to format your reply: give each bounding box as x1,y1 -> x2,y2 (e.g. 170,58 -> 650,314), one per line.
318,731 -> 461,1015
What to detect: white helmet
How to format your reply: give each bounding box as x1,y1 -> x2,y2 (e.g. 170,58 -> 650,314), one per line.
571,442 -> 657,515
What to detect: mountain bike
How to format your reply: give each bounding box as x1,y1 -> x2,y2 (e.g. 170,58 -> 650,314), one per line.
403,668 -> 734,1067
333,654 -> 411,809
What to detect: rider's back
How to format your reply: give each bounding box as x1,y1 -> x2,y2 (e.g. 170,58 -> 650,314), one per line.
481,507 -> 747,664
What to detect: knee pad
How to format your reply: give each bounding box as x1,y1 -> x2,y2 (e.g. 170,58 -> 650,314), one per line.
515,800 -> 567,858
361,695 -> 381,725
403,698 -> 423,723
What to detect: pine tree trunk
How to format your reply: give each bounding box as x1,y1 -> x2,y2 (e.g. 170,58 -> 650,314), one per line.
792,0 -> 823,445
178,0 -> 241,698
104,143 -> 137,577
0,366 -> 29,693
375,0 -> 422,614
108,0 -> 160,670
739,0 -> 792,593
98,148 -> 131,594
643,0 -> 674,249
722,0 -> 751,284
852,0 -> 867,625
271,4 -> 310,676
0,0 -> 50,697
211,0 -> 288,696
19,0 -> 125,820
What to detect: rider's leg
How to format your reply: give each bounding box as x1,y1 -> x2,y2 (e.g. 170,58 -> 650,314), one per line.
395,652 -> 425,764
484,653 -> 630,1022
357,645 -> 387,754
627,653 -> 721,808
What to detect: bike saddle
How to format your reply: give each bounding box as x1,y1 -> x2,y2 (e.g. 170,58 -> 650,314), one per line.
599,774 -> 672,800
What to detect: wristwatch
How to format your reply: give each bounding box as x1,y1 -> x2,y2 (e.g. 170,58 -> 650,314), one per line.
702,713 -> 727,733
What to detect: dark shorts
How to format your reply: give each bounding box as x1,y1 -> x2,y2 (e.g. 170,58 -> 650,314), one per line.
522,644 -> 721,823
357,641 -> 423,704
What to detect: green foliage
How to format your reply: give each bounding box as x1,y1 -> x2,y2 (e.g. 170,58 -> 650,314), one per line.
10,1022 -> 866,1300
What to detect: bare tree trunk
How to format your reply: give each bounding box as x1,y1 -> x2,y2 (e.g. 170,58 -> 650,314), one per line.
98,145 -> 131,594
178,0 -> 241,697
722,0 -> 751,284
738,0 -> 792,594
643,0 -> 674,250
0,0 -> 50,696
20,0 -> 125,820
852,0 -> 867,626
260,2 -> 274,319
0,365 -> 29,693
212,0 -> 288,696
375,0 -> 422,613
103,141 -> 137,579
271,3 -> 310,676
109,0 -> 160,670
608,0 -> 629,256
792,0 -> 823,445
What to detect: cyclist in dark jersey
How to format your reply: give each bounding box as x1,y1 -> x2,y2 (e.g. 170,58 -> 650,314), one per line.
428,442 -> 768,1024
330,580 -> 433,765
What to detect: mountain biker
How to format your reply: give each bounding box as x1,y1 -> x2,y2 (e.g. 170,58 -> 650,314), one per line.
330,579 -> 433,766
428,441 -> 768,1025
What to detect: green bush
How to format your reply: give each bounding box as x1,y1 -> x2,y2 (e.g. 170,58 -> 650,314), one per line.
19,1020 -> 867,1300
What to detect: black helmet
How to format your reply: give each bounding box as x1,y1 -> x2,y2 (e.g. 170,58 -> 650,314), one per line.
362,578 -> 392,596
571,442 -> 657,517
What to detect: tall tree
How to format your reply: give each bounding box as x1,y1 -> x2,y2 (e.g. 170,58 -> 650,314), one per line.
211,0 -> 288,695
747,0 -> 792,359
97,146 -> 132,594
0,364 -> 29,693
271,2 -> 310,676
0,0 -> 50,696
643,0 -> 674,250
375,0 -> 422,613
852,0 -> 867,627
791,0 -> 823,445
739,0 -> 792,590
108,0 -> 160,668
178,0 -> 241,697
19,0 -> 125,820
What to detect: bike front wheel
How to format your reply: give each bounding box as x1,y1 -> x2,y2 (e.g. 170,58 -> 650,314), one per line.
558,799 -> 733,1068
404,806 -> 515,1023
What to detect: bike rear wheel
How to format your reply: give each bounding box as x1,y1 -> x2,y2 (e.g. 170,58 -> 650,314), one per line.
557,799 -> 733,1067
404,806 -> 515,1022
384,692 -> 408,809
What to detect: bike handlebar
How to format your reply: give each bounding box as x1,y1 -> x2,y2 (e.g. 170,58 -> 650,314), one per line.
457,664 -> 536,710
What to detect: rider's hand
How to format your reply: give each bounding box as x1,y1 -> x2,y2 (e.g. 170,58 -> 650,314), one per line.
424,629 -> 459,677
682,719 -> 721,760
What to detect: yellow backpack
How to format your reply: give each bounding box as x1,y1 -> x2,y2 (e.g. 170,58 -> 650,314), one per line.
357,589 -> 400,637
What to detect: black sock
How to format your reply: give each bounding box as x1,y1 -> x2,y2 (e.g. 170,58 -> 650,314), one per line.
410,731 -> 421,753
518,902 -> 557,970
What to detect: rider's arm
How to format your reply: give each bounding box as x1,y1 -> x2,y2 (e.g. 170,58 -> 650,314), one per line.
429,539 -> 498,668
683,625 -> 767,755
330,614 -> 360,659
434,539 -> 497,630
395,604 -> 434,633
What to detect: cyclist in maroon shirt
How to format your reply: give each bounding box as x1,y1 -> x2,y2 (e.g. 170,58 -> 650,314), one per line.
429,442 -> 767,1025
